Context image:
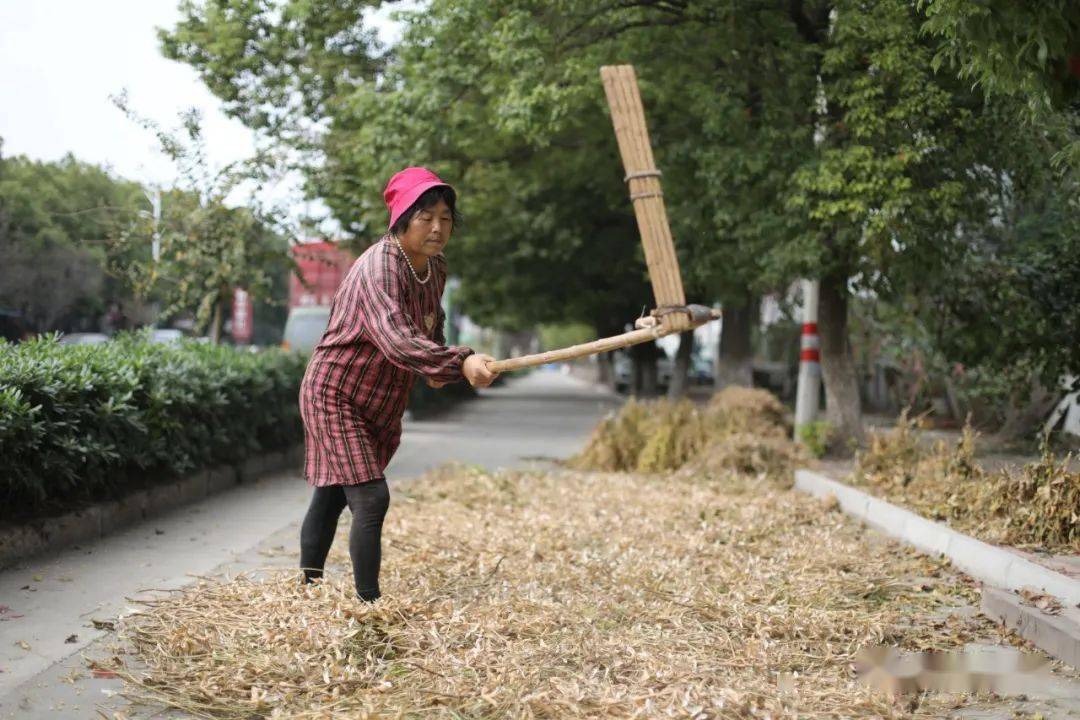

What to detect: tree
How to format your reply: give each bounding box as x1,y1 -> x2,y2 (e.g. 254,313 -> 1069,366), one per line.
0,142 -> 147,332
725,0 -> 1073,448
919,0 -> 1080,167
922,115 -> 1080,437
160,0 -> 385,149
161,0 -> 1068,446
159,1 -> 812,387
110,100 -> 292,342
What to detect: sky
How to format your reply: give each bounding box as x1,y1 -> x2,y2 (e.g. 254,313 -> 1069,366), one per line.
0,1 -> 403,210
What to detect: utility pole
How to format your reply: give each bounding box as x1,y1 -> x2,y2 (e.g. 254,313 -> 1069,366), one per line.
795,42 -> 831,442
143,187 -> 162,262
794,279 -> 821,438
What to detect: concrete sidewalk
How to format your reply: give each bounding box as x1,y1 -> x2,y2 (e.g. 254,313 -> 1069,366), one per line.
0,370 -> 620,719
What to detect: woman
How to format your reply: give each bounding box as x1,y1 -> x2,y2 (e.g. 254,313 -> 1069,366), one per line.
297,166 -> 498,602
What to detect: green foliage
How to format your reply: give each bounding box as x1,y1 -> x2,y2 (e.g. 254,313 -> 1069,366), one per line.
159,0 -> 793,334
159,0 -> 1080,444
160,0 -> 384,141
538,323 -> 595,352
0,137 -> 293,341
115,187 -> 288,338
786,0 -> 995,288
797,420 -> 832,459
0,334 -> 305,517
936,192 -> 1080,388
919,1 -> 1080,109
919,0 -> 1080,167
109,98 -> 294,341
0,148 -> 147,331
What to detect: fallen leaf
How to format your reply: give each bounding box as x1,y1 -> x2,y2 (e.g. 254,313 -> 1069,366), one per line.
15,640 -> 30,651
0,605 -> 24,622
65,634 -> 78,644
1019,588 -> 1063,615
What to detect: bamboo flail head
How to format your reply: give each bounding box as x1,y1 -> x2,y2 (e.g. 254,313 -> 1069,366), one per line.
600,65 -> 689,332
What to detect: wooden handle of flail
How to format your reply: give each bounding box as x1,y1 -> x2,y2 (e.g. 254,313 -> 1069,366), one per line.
485,305 -> 721,374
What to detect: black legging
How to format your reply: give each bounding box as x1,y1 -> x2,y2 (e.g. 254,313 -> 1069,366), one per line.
299,479 -> 390,602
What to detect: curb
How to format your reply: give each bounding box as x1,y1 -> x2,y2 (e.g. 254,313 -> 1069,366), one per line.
982,586 -> 1080,669
795,467 -> 1080,668
0,444 -> 304,571
794,469 -> 1080,606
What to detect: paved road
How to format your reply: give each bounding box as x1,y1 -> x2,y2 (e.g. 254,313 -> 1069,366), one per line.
0,370 -> 620,719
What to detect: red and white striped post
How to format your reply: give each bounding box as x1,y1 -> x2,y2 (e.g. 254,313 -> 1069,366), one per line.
794,279 -> 821,436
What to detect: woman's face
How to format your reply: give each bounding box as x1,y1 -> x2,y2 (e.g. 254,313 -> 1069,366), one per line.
399,199 -> 453,261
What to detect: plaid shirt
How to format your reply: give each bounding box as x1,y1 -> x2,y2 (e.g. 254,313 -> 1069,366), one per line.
299,237 -> 473,486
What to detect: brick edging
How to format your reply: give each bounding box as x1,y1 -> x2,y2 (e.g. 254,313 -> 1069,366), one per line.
0,444 -> 304,570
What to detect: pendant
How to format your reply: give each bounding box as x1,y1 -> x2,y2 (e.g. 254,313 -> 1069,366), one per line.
424,313 -> 436,333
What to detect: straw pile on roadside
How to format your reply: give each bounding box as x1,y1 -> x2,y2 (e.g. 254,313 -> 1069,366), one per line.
853,413 -> 1080,550
109,462 -> 1033,718
570,387 -> 804,480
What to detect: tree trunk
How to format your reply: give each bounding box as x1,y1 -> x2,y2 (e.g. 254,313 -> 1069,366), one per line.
641,359 -> 658,397
995,376 -> 1060,442
818,273 -> 864,454
630,342 -> 659,397
668,331 -> 693,399
209,300 -> 223,345
716,298 -> 757,389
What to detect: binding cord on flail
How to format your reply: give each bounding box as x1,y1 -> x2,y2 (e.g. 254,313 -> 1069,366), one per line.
625,169 -> 664,201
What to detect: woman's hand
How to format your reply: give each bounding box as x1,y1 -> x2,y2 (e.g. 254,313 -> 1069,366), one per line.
463,354 -> 499,388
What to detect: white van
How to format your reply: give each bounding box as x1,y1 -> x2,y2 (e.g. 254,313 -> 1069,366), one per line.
282,306 -> 331,354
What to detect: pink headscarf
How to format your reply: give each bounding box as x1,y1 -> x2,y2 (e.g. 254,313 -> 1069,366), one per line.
383,167 -> 453,230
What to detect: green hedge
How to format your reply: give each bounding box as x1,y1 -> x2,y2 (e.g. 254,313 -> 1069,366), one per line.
0,334 -> 306,517
408,375 -> 478,417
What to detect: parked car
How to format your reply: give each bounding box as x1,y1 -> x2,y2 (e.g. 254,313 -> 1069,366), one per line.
613,350 -> 674,392
690,354 -> 715,385
613,352 -> 631,391
282,306 -> 331,354
58,332 -> 110,346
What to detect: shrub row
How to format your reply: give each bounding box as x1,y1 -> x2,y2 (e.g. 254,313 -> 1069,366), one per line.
0,334 -> 306,518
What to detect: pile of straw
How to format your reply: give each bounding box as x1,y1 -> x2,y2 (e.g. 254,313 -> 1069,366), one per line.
853,414 -> 1080,550
110,463 -> 1036,718
571,387 -> 803,479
